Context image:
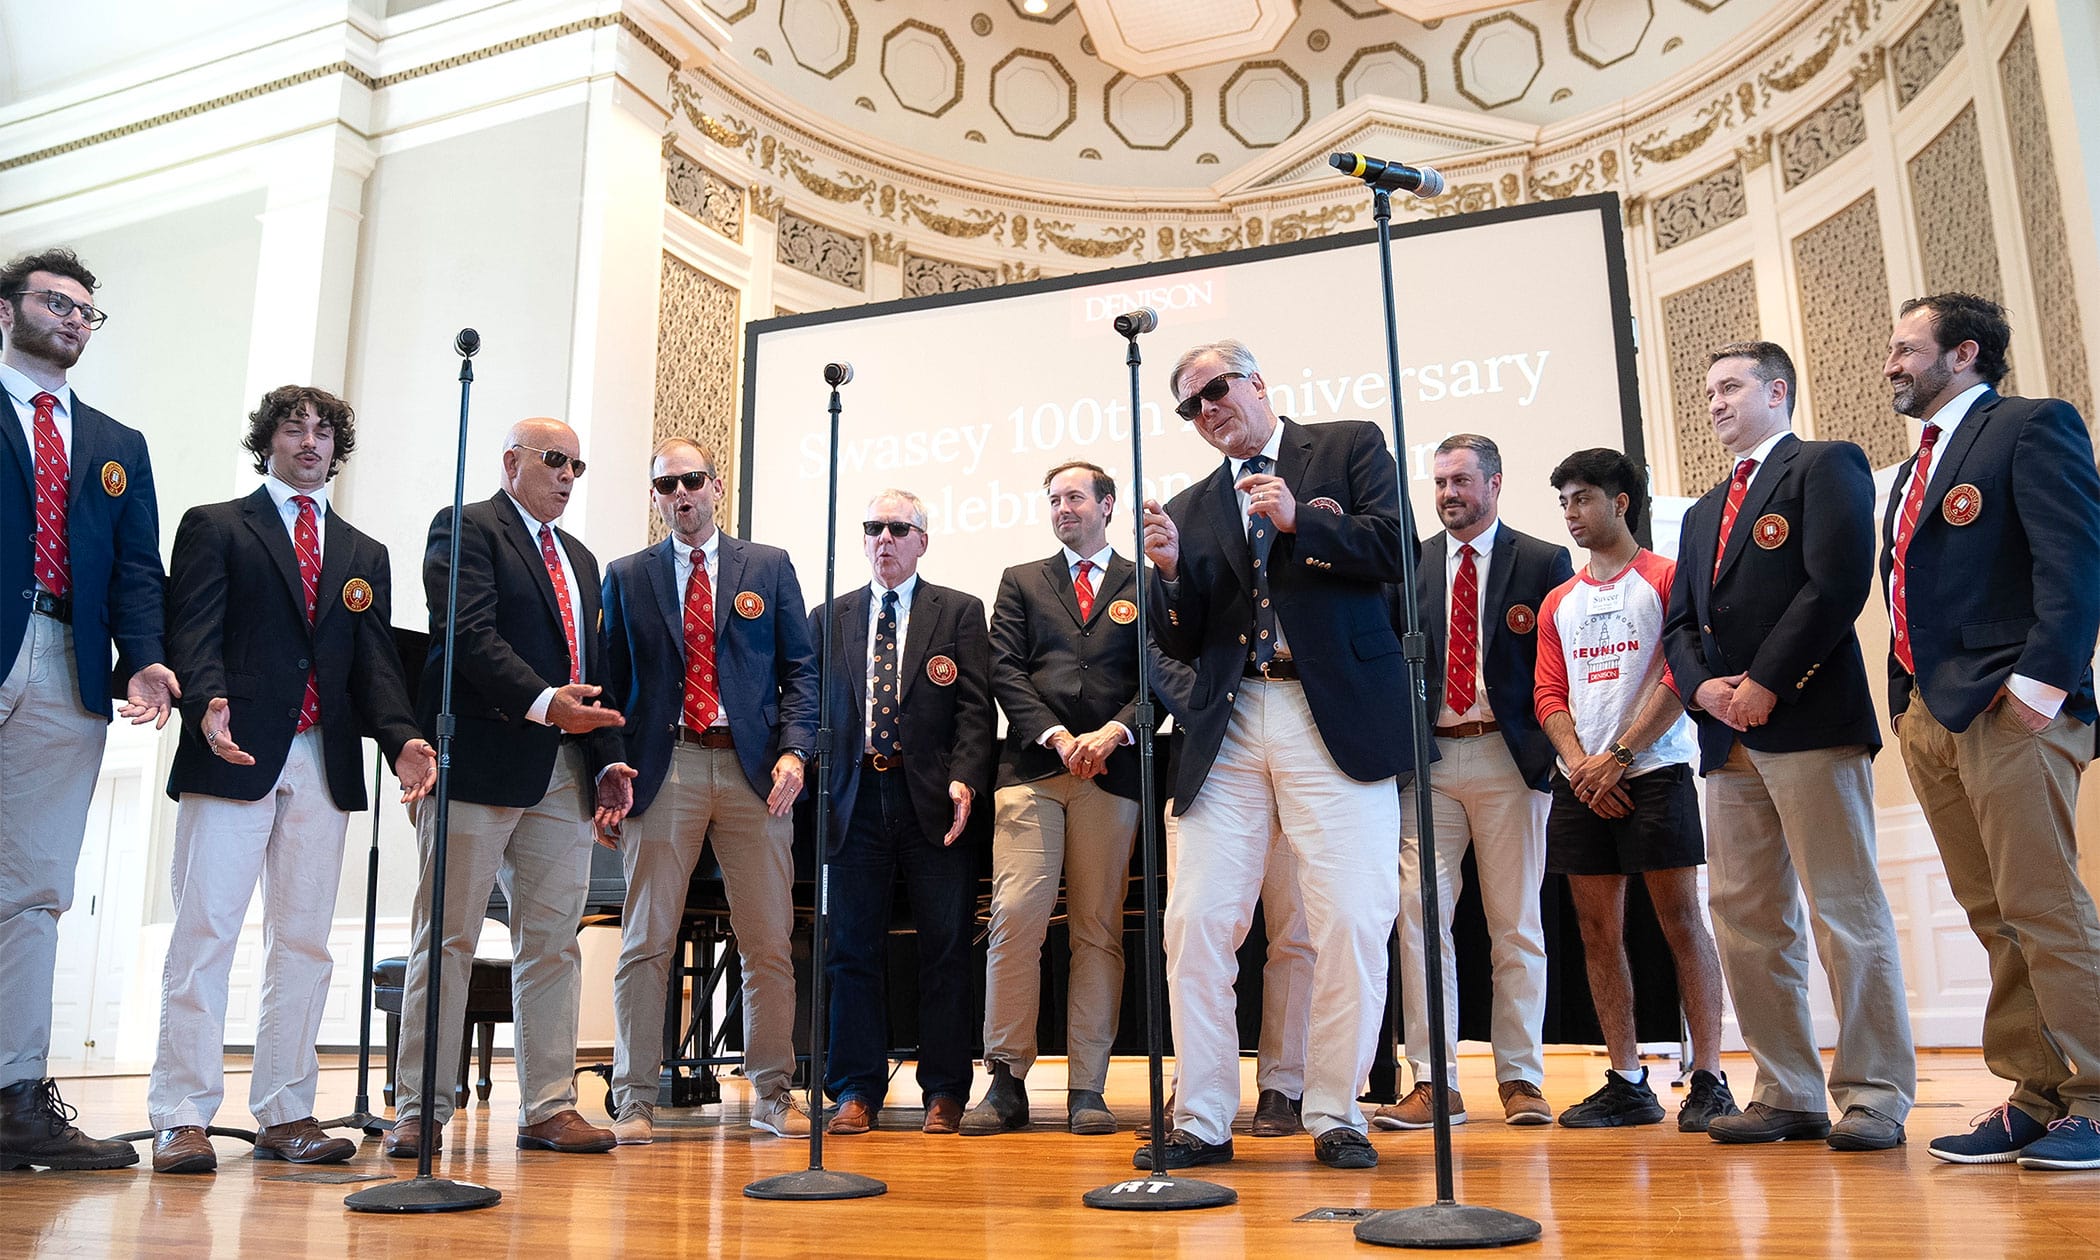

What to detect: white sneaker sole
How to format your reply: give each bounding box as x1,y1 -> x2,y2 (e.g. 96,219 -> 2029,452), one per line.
1371,1112 -> 1468,1130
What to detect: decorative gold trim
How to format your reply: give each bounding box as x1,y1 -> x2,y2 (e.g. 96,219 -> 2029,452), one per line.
669,76 -> 757,157
1218,59 -> 1311,149
897,191 -> 1006,238
749,183 -> 785,222
1452,11 -> 1544,111
1268,204 -> 1358,242
870,231 -> 907,265
1623,194 -> 1646,228
1629,97 -> 1732,173
777,145 -> 880,207
1176,225 -> 1245,256
1850,45 -> 1888,91
1566,0 -> 1655,72
881,18 -> 965,118
1033,219 -> 1145,259
1737,130 -> 1773,171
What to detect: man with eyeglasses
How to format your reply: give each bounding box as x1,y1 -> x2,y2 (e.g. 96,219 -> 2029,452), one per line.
387,418 -> 631,1160
0,247 -> 179,1171
1137,338 -> 1416,1171
599,438 -> 818,1144
810,490 -> 993,1136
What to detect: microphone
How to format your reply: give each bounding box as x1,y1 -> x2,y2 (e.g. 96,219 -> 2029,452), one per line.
1329,152 -> 1446,197
454,327 -> 481,358
823,362 -> 854,387
1113,307 -> 1159,337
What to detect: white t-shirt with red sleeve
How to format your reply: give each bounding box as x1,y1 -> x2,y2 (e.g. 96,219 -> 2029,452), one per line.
1533,549 -> 1697,778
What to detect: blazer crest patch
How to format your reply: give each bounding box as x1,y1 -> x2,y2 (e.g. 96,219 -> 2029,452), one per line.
1107,599 -> 1137,624
342,577 -> 374,613
100,461 -> 126,496
734,591 -> 765,618
1505,604 -> 1536,635
1306,496 -> 1344,515
1942,484 -> 1982,526
1752,513 -> 1789,548
926,654 -> 958,686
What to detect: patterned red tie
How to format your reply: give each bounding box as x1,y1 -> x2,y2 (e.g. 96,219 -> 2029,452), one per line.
538,524 -> 582,684
1890,424 -> 1942,676
1712,457 -> 1759,582
1446,543 -> 1479,715
681,548 -> 719,731
1073,558 -> 1095,621
31,392 -> 70,598
292,496 -> 322,732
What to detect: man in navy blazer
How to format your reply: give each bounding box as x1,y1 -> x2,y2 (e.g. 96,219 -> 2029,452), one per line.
809,488 -> 994,1137
0,248 -> 178,1171
1663,341 -> 1913,1152
1138,338 -> 1415,1171
599,438 -> 818,1144
1875,294 -> 2100,1171
1376,433 -> 1573,1132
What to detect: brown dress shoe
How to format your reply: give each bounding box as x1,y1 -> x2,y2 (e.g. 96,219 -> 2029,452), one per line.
153,1126 -> 217,1174
827,1098 -> 876,1136
384,1116 -> 440,1160
0,1078 -> 140,1170
254,1117 -> 356,1164
922,1097 -> 963,1135
516,1108 -> 616,1153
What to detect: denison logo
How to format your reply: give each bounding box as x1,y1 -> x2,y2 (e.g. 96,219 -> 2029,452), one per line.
1080,281 -> 1218,326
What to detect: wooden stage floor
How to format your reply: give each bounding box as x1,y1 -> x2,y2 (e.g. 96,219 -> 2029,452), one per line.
5,1049 -> 2095,1258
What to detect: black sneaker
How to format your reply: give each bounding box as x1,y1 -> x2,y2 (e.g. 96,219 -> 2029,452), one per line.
1132,1129 -> 1233,1170
1678,1069 -> 1740,1133
1558,1069 -> 1666,1128
1313,1127 -> 1378,1169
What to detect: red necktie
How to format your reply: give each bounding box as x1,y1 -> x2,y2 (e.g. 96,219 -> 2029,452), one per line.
538,524 -> 582,684
681,548 -> 719,731
1713,457 -> 1759,582
31,392 -> 70,598
1446,543 -> 1479,715
292,496 -> 322,732
1890,424 -> 1942,676
1073,558 -> 1095,621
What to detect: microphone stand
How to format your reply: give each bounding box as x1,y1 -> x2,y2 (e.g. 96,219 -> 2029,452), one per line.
316,746 -> 394,1137
745,366 -> 885,1201
1350,186 -> 1538,1249
348,331 -> 500,1213
1083,316 -> 1234,1211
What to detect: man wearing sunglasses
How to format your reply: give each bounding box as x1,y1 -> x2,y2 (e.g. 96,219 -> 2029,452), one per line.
1137,339 -> 1417,1171
0,248 -> 179,1172
599,439 -> 819,1144
388,417 -> 630,1160
811,490 -> 993,1136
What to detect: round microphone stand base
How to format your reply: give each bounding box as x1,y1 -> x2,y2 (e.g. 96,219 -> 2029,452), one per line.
345,1176 -> 502,1214
1082,1174 -> 1237,1211
1354,1203 -> 1542,1249
743,1168 -> 888,1201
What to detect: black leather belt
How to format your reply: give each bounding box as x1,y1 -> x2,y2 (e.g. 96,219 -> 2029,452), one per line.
676,726 -> 735,749
1242,657 -> 1300,681
1435,720 -> 1500,738
863,752 -> 904,772
29,590 -> 70,623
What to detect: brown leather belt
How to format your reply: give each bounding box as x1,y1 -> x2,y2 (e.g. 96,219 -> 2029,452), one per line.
863,752 -> 904,772
1242,657 -> 1301,681
676,726 -> 735,749
1434,720 -> 1501,739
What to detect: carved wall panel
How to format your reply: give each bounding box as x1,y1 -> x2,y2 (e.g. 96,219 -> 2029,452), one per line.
1793,194 -> 1907,467
776,207 -> 867,290
1891,0 -> 1963,109
1652,162 -> 1746,252
1779,86 -> 1865,191
666,151 -> 745,241
1907,102 -> 2013,390
1999,17 -> 2093,415
653,253 -> 742,543
1662,262 -> 1760,490
902,252 -> 999,296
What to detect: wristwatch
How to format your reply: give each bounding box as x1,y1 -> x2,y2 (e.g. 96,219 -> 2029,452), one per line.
1608,741 -> 1634,767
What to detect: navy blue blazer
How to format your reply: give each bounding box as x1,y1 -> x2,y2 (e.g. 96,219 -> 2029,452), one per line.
810,579 -> 995,853
601,533 -> 819,815
1878,390 -> 2100,733
1150,417 -> 1419,811
1416,524 -> 1573,789
2,395 -> 165,715
1664,435 -> 1883,772
163,487 -> 421,809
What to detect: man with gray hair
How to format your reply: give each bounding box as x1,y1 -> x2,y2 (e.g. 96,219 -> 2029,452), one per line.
810,489 -> 993,1136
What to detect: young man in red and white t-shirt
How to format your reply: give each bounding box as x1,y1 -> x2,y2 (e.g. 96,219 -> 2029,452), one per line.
1534,447 -> 1737,1132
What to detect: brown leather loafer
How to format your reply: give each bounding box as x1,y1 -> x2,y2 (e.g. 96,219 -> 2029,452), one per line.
516,1108 -> 616,1153
922,1097 -> 963,1135
384,1116 -> 440,1160
254,1117 -> 356,1164
827,1098 -> 876,1136
153,1125 -> 216,1174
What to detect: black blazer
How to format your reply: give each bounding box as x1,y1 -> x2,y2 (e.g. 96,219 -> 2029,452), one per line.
1,394 -> 164,715
1663,435 -> 1883,772
163,487 -> 421,808
989,551 -> 1194,801
1877,390 -> 2100,733
601,533 -> 819,815
1416,524 -> 1573,789
811,579 -> 995,852
1150,417 -> 1420,811
419,492 -> 620,808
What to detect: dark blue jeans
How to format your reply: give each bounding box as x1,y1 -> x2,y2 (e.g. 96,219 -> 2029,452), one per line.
824,768 -> 975,1108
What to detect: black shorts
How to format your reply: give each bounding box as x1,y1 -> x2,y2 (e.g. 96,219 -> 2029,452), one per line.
1546,762 -> 1704,876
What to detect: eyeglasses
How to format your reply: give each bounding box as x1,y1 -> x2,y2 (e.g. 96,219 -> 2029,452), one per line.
651,470 -> 715,494
1175,372 -> 1245,420
12,288 -> 108,330
862,520 -> 924,539
512,443 -> 586,477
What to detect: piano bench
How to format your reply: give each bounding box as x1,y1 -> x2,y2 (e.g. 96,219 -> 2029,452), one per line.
371,955 -> 516,1110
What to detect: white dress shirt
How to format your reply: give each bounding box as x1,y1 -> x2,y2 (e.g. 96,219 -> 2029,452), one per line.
0,361 -> 72,458
261,474 -> 330,561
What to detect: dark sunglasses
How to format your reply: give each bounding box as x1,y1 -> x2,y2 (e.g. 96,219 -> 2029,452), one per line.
862,520 -> 924,539
651,470 -> 715,494
1175,371 -> 1245,420
513,443 -> 586,477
